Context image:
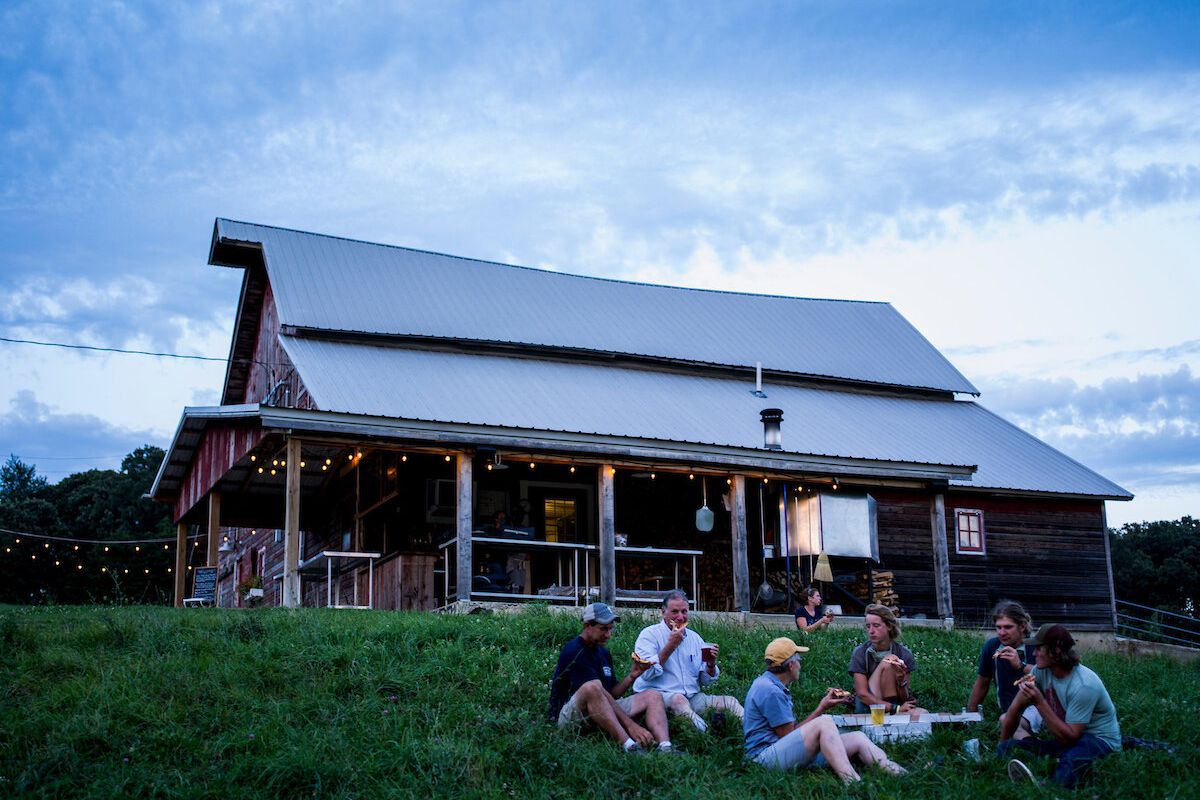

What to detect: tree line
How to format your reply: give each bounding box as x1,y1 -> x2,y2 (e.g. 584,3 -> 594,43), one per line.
0,448 -> 185,604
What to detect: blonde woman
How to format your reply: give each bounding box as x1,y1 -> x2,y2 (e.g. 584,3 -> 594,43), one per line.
848,604 -> 927,715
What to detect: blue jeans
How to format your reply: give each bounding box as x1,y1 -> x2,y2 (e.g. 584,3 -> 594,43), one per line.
998,734 -> 1115,788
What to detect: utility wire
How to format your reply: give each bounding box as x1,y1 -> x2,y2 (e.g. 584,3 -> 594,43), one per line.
0,527 -> 205,545
0,336 -> 272,366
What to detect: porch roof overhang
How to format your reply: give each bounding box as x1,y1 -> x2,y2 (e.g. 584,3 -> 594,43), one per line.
151,403 -> 976,523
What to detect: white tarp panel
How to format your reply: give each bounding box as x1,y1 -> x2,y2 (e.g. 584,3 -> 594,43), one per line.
787,492 -> 879,560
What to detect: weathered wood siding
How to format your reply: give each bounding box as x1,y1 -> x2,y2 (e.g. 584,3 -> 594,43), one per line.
873,491 -> 1113,628
241,282 -> 314,410
873,491 -> 938,617
173,423 -> 266,522
944,494 -> 1110,628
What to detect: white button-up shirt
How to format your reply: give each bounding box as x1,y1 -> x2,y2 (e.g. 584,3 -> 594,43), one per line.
632,620 -> 719,697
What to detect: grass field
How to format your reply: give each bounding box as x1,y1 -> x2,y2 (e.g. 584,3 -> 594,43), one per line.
1,604 -> 1197,799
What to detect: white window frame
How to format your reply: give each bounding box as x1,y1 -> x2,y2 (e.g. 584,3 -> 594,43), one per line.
954,509 -> 986,555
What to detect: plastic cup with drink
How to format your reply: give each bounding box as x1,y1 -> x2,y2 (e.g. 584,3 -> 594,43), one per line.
870,703 -> 887,725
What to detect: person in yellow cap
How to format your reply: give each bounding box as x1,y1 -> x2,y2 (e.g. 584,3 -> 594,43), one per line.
743,637 -> 907,784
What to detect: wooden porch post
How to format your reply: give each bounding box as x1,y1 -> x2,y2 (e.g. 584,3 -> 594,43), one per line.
282,437 -> 302,608
205,492 -> 220,568
1100,502 -> 1118,630
173,523 -> 187,608
455,452 -> 473,602
930,492 -> 954,621
730,475 -> 750,612
598,464 -> 615,606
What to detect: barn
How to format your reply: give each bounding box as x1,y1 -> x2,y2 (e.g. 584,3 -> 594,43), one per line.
150,219 -> 1131,628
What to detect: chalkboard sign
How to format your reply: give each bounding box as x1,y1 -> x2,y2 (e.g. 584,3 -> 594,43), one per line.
190,567 -> 217,604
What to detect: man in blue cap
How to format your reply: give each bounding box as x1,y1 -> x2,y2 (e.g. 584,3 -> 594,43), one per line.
548,602 -> 675,753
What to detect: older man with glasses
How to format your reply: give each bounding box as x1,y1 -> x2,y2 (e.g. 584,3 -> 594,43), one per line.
743,637 -> 907,784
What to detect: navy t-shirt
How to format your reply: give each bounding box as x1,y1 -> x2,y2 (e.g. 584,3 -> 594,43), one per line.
794,606 -> 824,627
978,636 -> 1035,711
547,635 -> 616,722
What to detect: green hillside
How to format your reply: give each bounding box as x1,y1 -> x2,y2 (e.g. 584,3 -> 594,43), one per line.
1,605 -> 1196,799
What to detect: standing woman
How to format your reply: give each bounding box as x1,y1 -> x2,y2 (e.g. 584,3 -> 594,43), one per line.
848,604 -> 927,715
794,586 -> 835,632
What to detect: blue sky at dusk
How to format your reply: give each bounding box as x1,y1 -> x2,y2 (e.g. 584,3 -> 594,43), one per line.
1,1 -> 1197,526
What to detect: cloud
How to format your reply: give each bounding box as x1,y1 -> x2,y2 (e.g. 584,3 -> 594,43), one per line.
977,366 -> 1200,497
0,390 -> 164,481
0,273 -> 234,355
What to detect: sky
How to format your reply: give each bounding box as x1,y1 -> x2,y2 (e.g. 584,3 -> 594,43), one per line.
0,1 -> 1196,527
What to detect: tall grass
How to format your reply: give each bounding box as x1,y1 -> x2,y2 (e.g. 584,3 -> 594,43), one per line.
1,605 -> 1196,799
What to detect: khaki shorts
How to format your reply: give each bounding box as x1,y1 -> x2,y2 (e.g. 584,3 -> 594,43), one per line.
558,692 -> 636,730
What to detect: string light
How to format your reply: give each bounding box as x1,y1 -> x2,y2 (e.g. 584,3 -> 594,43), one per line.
281,460 -> 286,467
529,462 -> 535,470
689,472 -> 695,480
250,455 -> 256,462
270,469 -> 277,476
650,472 -> 656,479
272,459 -> 278,466
401,454 -> 407,462
325,458 -> 331,465
445,455 -> 452,462
258,467 -> 264,474
569,465 -> 575,473
299,461 -> 306,468
322,464 -> 327,471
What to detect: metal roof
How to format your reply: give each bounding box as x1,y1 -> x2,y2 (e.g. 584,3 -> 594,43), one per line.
213,218 -> 978,395
278,335 -> 1130,499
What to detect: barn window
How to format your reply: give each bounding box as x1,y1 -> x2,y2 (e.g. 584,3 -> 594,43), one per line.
955,509 -> 985,555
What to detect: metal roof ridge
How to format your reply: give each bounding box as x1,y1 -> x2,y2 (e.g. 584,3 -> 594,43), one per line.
213,217 -> 892,306
278,328 -> 961,398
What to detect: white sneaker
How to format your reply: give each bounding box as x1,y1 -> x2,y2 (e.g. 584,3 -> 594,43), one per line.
1008,758 -> 1036,785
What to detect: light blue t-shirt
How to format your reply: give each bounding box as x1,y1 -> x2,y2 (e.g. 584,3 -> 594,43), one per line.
1033,664 -> 1121,751
743,671 -> 794,758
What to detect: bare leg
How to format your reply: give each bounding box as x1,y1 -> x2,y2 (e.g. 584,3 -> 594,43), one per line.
668,692 -> 707,730
574,681 -> 630,745
840,731 -> 906,775
868,661 -> 901,702
800,716 -> 861,784
705,694 -> 745,720
628,690 -> 670,744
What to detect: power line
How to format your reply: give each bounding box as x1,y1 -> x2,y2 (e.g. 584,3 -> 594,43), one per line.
0,335 -> 272,367
0,526 -> 204,545
0,335 -> 227,362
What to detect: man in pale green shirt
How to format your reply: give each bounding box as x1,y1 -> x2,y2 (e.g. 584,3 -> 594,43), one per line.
999,624 -> 1121,788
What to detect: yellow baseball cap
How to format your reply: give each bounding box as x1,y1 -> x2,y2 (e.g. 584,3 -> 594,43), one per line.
764,637 -> 810,666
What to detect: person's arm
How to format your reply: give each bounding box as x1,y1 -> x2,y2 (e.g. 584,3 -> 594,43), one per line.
657,623 -> 686,665
632,628 -> 665,680
798,688 -> 848,726
610,658 -> 650,699
966,675 -> 991,713
1022,681 -> 1089,748
795,613 -> 811,631
999,685 -> 1034,741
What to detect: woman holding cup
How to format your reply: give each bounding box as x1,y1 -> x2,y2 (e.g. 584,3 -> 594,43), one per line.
794,585 -> 835,632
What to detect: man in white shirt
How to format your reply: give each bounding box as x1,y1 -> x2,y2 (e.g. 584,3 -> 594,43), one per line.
632,589 -> 744,731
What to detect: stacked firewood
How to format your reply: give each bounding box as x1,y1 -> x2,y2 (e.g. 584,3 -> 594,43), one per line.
851,569 -> 899,610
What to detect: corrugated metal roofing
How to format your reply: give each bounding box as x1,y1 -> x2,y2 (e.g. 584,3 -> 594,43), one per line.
278,335 -> 1130,499
214,219 -> 978,395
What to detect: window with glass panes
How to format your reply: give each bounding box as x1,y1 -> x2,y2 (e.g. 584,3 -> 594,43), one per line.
955,509 -> 985,555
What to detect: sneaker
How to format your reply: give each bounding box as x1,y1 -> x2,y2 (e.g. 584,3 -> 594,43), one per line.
1008,758 -> 1036,785
963,738 -> 981,762
656,743 -> 686,756
624,743 -> 647,756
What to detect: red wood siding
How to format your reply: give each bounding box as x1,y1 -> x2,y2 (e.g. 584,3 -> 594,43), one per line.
241,282 -> 315,410
174,422 -> 266,522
